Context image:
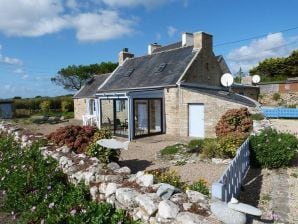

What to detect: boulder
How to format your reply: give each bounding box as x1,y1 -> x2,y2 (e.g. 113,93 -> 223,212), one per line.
115,188 -> 139,207
228,200 -> 262,216
156,183 -> 180,200
107,162 -> 120,170
175,212 -> 207,224
211,201 -> 246,224
170,193 -> 187,203
90,186 -> 98,200
137,174 -> 154,187
183,203 -> 193,211
135,194 -> 158,216
105,183 -> 117,197
186,190 -> 208,203
104,174 -> 123,183
158,200 -> 179,219
133,208 -> 150,222
114,166 -> 131,175
98,182 -> 107,194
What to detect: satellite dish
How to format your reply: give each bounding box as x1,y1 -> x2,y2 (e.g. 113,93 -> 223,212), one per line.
220,73 -> 234,87
252,75 -> 261,84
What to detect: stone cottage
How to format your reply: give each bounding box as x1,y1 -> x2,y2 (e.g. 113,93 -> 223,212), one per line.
74,31 -> 258,140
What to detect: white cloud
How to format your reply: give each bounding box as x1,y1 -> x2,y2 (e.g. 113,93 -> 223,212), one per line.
0,0 -> 136,42
101,0 -> 169,9
13,68 -> 25,74
156,33 -> 162,41
72,10 -> 136,42
227,33 -> 297,73
0,46 -> 23,66
167,26 -> 177,38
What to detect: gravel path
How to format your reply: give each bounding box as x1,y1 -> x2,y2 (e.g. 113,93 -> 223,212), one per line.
120,134 -> 227,185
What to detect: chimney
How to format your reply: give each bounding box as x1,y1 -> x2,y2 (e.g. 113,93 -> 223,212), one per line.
118,48 -> 134,65
182,32 -> 194,47
193,32 -> 213,51
148,43 -> 161,55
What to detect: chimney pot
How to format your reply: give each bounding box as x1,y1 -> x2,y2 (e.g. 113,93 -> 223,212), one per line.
118,48 -> 134,65
148,43 -> 161,55
193,32 -> 213,51
182,32 -> 194,47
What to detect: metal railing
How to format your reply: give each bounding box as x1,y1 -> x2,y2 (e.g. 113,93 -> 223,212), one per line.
212,138 -> 250,202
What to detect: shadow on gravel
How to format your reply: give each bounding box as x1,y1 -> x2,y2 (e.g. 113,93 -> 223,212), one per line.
119,159 -> 153,174
239,168 -> 274,224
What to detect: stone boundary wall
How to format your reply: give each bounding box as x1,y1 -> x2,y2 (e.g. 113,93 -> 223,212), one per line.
0,122 -> 221,224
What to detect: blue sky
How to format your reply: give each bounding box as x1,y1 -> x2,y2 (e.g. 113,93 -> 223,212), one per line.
0,0 -> 297,98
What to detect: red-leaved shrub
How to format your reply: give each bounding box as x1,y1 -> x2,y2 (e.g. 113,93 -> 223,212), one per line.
215,107 -> 252,137
47,125 -> 97,153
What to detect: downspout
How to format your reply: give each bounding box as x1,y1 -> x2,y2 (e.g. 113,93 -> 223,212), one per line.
127,94 -> 133,141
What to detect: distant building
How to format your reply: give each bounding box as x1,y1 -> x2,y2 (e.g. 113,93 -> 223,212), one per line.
0,100 -> 13,119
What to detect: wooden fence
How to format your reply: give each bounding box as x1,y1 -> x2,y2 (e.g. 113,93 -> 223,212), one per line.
211,138 -> 250,202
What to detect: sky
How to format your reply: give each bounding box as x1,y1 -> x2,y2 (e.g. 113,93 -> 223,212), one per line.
0,0 -> 298,99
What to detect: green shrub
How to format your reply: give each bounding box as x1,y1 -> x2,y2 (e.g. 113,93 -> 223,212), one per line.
215,107 -> 253,137
40,100 -> 51,114
85,129 -> 117,165
147,169 -> 186,189
272,93 -> 281,101
250,128 -> 298,168
188,139 -> 204,153
201,138 -> 220,158
61,100 -> 72,113
0,134 -> 137,224
218,133 -> 247,158
188,178 -> 209,196
250,113 -> 265,120
160,144 -> 180,155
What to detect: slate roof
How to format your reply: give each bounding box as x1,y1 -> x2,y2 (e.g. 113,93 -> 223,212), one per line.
180,82 -> 258,107
98,46 -> 196,92
73,73 -> 110,98
152,42 -> 182,54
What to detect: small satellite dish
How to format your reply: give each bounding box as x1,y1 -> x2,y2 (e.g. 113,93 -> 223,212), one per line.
220,73 -> 234,87
252,75 -> 261,84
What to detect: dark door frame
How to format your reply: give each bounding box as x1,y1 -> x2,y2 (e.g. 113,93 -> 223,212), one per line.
132,98 -> 163,139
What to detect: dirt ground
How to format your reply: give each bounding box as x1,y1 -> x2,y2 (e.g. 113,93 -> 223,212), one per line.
240,119 -> 298,224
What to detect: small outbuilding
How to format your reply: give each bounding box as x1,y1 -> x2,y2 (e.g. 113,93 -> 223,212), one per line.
0,100 -> 13,119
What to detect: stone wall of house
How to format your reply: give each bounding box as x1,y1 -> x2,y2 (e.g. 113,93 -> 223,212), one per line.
182,48 -> 222,87
164,87 -> 255,138
74,98 -> 86,120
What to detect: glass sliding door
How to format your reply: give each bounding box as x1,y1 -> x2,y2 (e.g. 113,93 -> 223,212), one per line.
100,99 -> 128,137
100,99 -> 114,131
134,100 -> 149,137
133,99 -> 162,138
114,99 -> 128,136
149,99 -> 162,133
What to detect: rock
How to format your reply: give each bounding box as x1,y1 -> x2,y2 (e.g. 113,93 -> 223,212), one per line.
106,195 -> 116,206
211,201 -> 246,224
175,212 -> 207,224
104,174 -> 123,183
133,208 -> 150,222
115,188 -> 139,207
90,186 -> 98,200
59,156 -> 69,167
228,201 -> 262,216
77,153 -> 86,158
170,193 -> 187,203
107,162 -> 120,170
156,183 -> 180,200
114,166 -> 131,175
186,190 -> 208,203
211,158 -> 224,164
183,203 -> 193,211
158,200 -> 179,219
136,171 -> 145,178
135,194 -> 158,216
137,174 -> 154,187
98,182 -> 107,194
105,183 -> 117,197
79,160 -> 85,165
